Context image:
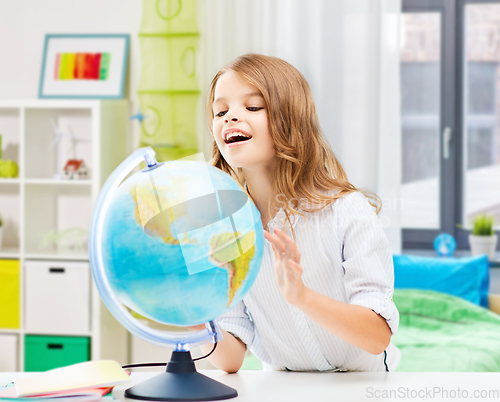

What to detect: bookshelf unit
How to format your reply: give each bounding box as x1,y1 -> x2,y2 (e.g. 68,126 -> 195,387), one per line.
0,99 -> 130,371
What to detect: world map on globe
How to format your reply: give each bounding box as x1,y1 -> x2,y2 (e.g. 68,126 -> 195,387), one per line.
101,160 -> 264,326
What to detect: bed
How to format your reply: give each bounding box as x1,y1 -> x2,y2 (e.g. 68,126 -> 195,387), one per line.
392,289 -> 500,372
392,253 -> 500,372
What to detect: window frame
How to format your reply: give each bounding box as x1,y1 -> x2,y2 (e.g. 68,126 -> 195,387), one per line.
401,0 -> 458,250
402,0 -> 500,251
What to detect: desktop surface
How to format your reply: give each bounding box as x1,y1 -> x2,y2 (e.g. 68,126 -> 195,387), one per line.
2,370 -> 499,402
119,370 -> 500,402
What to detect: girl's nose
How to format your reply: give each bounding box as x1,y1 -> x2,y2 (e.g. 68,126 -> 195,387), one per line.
224,116 -> 238,123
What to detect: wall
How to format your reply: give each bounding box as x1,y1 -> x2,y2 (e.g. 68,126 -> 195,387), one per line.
0,0 -> 142,151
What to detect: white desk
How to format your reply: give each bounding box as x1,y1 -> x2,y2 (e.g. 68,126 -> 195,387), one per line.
3,370 -> 499,402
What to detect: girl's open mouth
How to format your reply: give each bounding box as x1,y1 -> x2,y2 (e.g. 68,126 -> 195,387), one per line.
224,132 -> 253,145
227,137 -> 252,147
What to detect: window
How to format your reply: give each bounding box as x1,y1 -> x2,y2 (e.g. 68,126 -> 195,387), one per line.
401,12 -> 441,230
401,0 -> 500,250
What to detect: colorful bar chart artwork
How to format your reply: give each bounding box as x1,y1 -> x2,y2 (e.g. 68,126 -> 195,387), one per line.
54,53 -> 110,80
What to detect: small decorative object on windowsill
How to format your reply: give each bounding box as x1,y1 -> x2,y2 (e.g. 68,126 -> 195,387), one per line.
433,233 -> 456,257
469,214 -> 498,261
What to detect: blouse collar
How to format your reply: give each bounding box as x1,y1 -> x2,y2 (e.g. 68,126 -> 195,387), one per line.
243,182 -> 302,234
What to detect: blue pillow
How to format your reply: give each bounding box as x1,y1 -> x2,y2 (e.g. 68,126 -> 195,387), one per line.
393,254 -> 489,308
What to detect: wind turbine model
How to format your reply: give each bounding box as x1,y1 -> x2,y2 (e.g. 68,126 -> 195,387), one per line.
48,119 -> 88,179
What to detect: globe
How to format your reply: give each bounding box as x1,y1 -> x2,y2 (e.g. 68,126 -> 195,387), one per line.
433,233 -> 456,257
91,147 -> 263,330
89,147 -> 264,401
89,147 -> 263,400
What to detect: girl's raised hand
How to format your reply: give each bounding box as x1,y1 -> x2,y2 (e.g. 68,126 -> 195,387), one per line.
263,228 -> 307,306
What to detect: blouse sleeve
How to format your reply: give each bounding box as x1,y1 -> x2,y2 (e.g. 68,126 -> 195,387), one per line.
217,300 -> 255,348
338,192 -> 399,335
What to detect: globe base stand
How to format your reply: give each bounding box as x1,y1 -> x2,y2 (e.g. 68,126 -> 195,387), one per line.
124,351 -> 238,401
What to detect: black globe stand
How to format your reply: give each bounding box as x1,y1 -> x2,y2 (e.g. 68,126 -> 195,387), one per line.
124,351 -> 238,401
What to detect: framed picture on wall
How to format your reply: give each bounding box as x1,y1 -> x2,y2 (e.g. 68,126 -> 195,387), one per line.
39,34 -> 130,99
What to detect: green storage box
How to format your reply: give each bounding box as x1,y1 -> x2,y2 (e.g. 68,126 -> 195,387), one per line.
24,335 -> 90,372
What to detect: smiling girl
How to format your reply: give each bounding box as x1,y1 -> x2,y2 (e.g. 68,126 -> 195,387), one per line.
199,54 -> 400,373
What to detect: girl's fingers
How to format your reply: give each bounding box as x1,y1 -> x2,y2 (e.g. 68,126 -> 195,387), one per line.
273,228 -> 301,263
289,260 -> 303,274
271,244 -> 278,260
264,231 -> 287,256
264,232 -> 281,260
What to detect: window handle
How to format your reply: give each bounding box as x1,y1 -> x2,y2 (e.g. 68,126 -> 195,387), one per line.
443,127 -> 452,159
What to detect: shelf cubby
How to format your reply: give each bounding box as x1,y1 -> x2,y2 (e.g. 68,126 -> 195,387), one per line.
24,183 -> 91,256
24,108 -> 93,180
0,107 -> 20,166
0,181 -> 20,253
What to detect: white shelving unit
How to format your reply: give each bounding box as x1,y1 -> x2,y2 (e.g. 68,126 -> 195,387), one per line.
0,99 -> 130,371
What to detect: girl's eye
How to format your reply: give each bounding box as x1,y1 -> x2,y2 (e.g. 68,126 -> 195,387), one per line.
247,107 -> 263,112
215,111 -> 227,117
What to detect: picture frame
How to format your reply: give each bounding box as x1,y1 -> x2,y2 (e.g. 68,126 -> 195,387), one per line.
39,34 -> 130,99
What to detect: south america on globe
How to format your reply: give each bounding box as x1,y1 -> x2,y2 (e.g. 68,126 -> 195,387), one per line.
209,230 -> 256,306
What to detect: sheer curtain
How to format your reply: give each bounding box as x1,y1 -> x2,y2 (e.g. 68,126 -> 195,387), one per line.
198,0 -> 402,253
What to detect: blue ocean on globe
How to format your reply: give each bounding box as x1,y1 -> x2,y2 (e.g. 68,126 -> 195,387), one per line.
101,160 -> 264,326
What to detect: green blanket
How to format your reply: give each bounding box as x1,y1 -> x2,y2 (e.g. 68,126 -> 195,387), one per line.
392,289 -> 500,372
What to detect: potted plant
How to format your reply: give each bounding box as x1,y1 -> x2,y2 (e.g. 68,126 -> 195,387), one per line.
469,214 -> 497,261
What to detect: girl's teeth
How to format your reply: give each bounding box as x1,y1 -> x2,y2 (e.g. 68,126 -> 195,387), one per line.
229,132 -> 245,138
226,132 -> 251,140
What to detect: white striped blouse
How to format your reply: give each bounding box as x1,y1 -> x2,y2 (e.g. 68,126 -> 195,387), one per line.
218,190 -> 401,372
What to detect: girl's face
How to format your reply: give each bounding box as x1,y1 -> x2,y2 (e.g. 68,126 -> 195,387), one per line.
212,70 -> 277,171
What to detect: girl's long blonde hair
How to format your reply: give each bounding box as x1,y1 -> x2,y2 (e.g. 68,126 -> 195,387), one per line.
207,54 -> 381,234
